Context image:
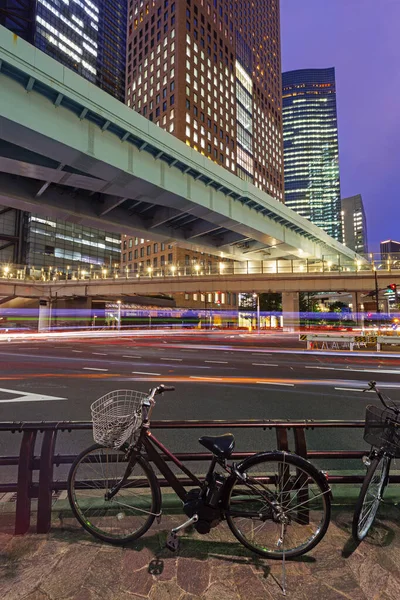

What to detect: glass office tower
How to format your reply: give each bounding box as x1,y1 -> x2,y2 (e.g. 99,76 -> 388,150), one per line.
0,0 -> 126,267
341,194 -> 368,254
282,68 -> 342,241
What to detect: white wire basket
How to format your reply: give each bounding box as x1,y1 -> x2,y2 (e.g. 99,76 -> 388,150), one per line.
91,389 -> 148,449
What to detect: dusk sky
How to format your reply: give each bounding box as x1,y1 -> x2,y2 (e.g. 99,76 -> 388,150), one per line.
280,1 -> 400,252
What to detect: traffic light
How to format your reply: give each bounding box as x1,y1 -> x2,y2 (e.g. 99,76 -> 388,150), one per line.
387,283 -> 397,292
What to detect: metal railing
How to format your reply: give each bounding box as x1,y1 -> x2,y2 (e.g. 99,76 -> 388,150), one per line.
1,254 -> 400,282
2,418 -> 399,536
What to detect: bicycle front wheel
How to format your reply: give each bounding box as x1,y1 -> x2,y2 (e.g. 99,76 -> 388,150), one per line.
68,444 -> 161,544
352,453 -> 390,542
224,451 -> 331,559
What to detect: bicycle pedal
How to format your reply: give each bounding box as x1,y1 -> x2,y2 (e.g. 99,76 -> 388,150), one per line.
166,532 -> 179,552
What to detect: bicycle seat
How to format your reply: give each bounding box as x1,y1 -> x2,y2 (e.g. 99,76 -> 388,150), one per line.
198,433 -> 235,458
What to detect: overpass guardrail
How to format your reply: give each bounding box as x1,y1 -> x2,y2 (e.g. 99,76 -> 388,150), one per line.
1,418 -> 399,536
1,253 -> 400,282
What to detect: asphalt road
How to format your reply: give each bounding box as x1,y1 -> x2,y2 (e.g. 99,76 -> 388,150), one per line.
1,331 -> 400,482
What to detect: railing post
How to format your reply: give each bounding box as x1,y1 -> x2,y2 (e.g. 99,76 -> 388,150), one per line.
276,427 -> 289,451
293,427 -> 310,524
293,427 -> 307,459
37,429 -> 58,533
15,430 -> 37,535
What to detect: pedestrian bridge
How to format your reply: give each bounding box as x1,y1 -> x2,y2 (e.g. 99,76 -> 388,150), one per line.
0,258 -> 396,298
0,26 -> 359,262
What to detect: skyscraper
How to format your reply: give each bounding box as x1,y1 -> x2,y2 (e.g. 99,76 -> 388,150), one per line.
126,0 -> 284,201
1,0 -> 127,102
0,0 -> 127,267
282,68 -> 342,241
341,194 -> 368,254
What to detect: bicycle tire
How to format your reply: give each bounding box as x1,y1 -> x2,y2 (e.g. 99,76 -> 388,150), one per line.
224,451 -> 331,559
352,453 -> 390,542
68,443 -> 161,545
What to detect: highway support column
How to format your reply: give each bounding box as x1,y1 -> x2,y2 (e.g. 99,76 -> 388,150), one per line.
282,292 -> 300,332
38,298 -> 51,332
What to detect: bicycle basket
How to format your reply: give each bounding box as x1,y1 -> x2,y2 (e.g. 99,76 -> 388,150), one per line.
364,404 -> 400,457
90,389 -> 148,449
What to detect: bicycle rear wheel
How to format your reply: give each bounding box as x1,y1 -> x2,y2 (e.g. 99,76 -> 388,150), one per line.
68,444 -> 161,544
352,453 -> 390,542
224,451 -> 331,559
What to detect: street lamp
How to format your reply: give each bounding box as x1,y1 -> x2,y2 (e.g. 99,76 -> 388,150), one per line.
117,300 -> 122,330
253,292 -> 260,334
194,263 -> 200,275
170,265 -> 176,276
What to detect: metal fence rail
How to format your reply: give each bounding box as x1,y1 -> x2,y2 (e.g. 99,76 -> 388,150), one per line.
1,418 -> 399,536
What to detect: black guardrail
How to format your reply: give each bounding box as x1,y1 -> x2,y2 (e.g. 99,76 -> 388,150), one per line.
2,419 -> 399,536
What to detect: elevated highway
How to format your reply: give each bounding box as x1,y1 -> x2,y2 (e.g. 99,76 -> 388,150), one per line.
0,26 -> 360,263
0,268 -> 396,298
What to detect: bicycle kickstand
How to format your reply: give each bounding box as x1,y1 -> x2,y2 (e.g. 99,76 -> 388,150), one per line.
166,514 -> 199,552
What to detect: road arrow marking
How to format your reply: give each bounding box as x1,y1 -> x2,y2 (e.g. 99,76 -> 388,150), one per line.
0,387 -> 67,403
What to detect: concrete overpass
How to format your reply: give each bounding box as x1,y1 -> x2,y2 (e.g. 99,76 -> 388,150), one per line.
0,26 -> 360,263
0,269 -> 397,298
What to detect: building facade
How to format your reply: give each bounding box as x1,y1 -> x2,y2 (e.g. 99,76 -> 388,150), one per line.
340,194 -> 368,255
126,0 -> 284,199
380,240 -> 400,261
282,68 -> 342,241
1,0 -> 126,268
121,234 -> 238,310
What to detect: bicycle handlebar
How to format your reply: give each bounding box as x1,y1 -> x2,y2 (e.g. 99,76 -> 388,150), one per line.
366,380 -> 399,415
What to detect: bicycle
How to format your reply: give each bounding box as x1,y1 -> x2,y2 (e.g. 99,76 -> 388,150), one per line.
352,380 -> 400,542
68,384 -> 332,560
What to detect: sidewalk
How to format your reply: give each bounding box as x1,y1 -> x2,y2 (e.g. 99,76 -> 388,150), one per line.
1,502 -> 400,600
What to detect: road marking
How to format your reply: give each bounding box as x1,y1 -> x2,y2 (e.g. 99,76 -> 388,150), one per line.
334,387 -> 362,393
72,350 -> 83,353
190,376 -> 223,381
0,387 -> 67,403
161,358 -> 183,361
132,371 -> 161,376
123,355 -> 142,359
92,352 -> 108,356
83,367 -> 108,372
205,360 -> 228,364
252,363 -> 279,367
256,381 -> 295,387
306,366 -> 400,375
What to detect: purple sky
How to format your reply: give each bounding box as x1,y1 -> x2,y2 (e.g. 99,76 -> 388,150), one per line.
280,0 -> 400,252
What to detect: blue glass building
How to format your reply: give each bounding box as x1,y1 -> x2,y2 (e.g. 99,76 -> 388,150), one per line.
1,0 -> 127,102
0,0 -> 126,267
282,68 -> 342,242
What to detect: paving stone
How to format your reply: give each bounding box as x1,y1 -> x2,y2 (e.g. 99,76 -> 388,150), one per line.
83,548 -> 124,594
234,564 -> 275,600
123,546 -> 156,573
176,558 -> 210,596
40,545 -> 99,599
148,580 -> 184,600
202,581 -> 240,600
121,566 -> 154,598
18,591 -> 50,600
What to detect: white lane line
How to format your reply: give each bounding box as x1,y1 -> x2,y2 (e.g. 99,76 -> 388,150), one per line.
132,371 -> 161,376
83,367 -> 108,371
205,360 -> 228,364
256,381 -> 295,387
160,358 -> 183,362
72,350 -> 83,353
0,387 -> 67,403
252,363 -> 279,367
190,376 -> 223,381
334,387 -> 362,393
307,366 -> 400,375
123,355 -> 142,359
92,352 -> 108,356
